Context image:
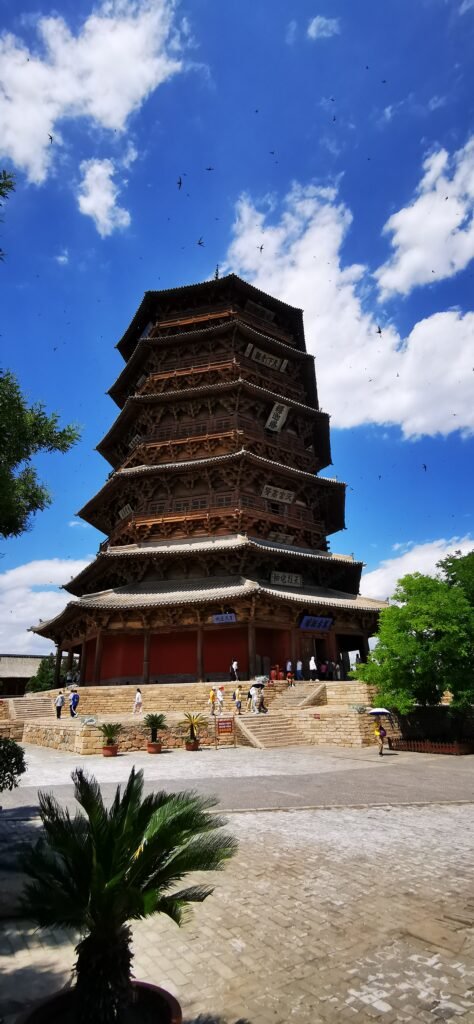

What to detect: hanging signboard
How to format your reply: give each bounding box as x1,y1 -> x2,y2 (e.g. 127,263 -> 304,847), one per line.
244,343 -> 283,372
212,613 -> 237,624
262,484 -> 295,504
270,571 -> 302,587
265,403 -> 289,432
299,615 -> 334,631
118,504 -> 134,520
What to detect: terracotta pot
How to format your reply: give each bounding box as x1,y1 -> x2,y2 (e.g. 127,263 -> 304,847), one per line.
16,980 -> 182,1023
185,739 -> 199,751
102,744 -> 118,757
147,741 -> 162,754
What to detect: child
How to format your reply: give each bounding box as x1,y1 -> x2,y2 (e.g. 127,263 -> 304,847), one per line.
208,686 -> 216,715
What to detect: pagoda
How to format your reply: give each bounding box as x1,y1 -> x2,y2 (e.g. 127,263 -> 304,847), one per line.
33,275 -> 384,684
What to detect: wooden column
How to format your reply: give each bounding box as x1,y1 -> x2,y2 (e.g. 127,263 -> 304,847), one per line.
360,635 -> 370,663
196,625 -> 203,682
247,621 -> 256,680
93,631 -> 103,685
54,645 -> 63,687
326,630 -> 338,661
290,626 -> 298,666
80,640 -> 87,684
143,631 -> 150,685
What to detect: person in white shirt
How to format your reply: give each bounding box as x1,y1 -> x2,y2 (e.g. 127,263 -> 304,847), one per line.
296,659 -> 303,681
133,688 -> 143,715
216,687 -> 224,715
54,691 -> 65,720
309,656 -> 317,682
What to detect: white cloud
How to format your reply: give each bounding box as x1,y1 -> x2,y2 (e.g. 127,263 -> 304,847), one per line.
285,20 -> 298,45
427,95 -> 446,112
68,519 -> 92,528
122,141 -> 139,168
375,136 -> 474,298
0,558 -> 91,654
77,158 -> 131,236
55,248 -> 69,264
459,0 -> 474,12
0,0 -> 183,184
307,15 -> 340,40
361,537 -> 474,601
224,182 -> 474,438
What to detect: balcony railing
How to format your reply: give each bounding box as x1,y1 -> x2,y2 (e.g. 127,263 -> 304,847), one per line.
107,490 -> 321,546
150,305 -> 295,345
138,355 -> 302,400
137,415 -> 308,448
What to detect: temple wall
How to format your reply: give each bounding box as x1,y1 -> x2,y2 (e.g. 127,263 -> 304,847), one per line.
150,632 -> 196,676
203,628 -> 247,677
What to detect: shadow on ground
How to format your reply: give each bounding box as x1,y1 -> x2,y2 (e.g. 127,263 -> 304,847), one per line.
184,1017 -> 252,1024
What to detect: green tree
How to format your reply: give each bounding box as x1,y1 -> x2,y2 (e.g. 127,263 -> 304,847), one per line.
27,654 -> 69,692
0,370 -> 80,538
21,767 -> 237,1024
437,549 -> 474,608
356,572 -> 474,713
1,171 -> 80,538
0,736 -> 26,792
0,169 -> 15,261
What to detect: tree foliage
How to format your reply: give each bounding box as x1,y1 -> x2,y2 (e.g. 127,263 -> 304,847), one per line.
437,549 -> 474,608
356,568 -> 474,714
0,370 -> 80,538
21,767 -> 237,1024
0,169 -> 15,261
0,736 -> 26,792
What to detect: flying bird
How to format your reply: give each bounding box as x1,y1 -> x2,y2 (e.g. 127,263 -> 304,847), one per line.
177,176 -> 182,190
197,237 -> 204,247
205,166 -> 214,171
257,244 -> 264,253
422,464 -> 427,471
48,133 -> 53,144
376,324 -> 382,336
269,150 -> 275,155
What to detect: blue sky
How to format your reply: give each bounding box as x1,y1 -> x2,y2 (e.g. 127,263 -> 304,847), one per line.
0,0 -> 473,652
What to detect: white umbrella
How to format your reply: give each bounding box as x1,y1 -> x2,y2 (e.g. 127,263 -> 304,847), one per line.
367,707 -> 391,715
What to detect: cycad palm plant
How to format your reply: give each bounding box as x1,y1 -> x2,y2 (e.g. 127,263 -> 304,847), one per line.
21,768 -> 237,1024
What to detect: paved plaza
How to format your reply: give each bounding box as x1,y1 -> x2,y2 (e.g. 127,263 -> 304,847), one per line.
1,744 -> 474,1023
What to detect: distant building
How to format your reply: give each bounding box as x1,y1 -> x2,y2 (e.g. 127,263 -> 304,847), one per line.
0,653 -> 49,696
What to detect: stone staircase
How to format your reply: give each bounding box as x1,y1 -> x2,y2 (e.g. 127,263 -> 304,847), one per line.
8,694 -> 56,720
5,681 -> 288,721
236,711 -> 309,748
271,682 -> 325,711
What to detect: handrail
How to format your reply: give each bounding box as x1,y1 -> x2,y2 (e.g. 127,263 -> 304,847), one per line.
130,415 -> 308,452
138,355 -> 301,398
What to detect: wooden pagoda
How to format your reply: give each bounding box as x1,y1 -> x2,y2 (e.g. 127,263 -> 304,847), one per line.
33,275 -> 385,684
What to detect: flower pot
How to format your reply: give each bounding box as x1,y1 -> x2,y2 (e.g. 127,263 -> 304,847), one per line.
147,741 -> 162,754
16,979 -> 182,1023
102,744 -> 118,757
185,740 -> 199,751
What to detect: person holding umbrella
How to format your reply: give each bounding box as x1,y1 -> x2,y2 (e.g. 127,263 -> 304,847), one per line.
368,708 -> 391,756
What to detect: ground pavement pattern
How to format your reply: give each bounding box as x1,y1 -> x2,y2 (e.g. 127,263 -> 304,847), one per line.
1,746 -> 474,1024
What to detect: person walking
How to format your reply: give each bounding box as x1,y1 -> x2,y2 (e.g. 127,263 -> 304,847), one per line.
54,691 -> 65,720
216,686 -> 225,715
208,686 -> 216,715
295,659 -> 303,681
69,688 -> 80,718
249,684 -> 258,713
133,687 -> 143,715
374,717 -> 386,756
309,655 -> 317,681
230,659 -> 239,682
233,684 -> 242,715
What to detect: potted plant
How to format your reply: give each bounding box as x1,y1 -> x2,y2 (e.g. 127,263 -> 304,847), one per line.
180,712 -> 207,751
20,767 -> 237,1024
98,722 -> 122,757
143,712 -> 167,753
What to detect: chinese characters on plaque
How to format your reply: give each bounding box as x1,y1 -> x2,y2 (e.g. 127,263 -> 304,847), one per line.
299,615 -> 334,631
261,484 -> 295,504
212,613 -> 237,624
265,403 -> 290,432
244,343 -> 288,373
270,571 -> 303,587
